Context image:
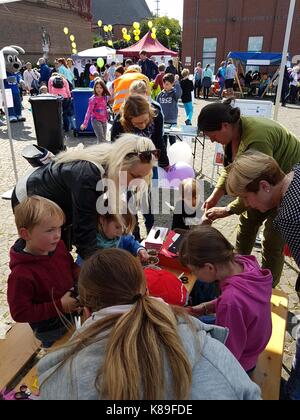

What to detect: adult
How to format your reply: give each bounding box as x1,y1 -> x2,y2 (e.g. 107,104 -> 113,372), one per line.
225,59 -> 236,97
66,58 -> 80,88
285,66 -> 300,105
194,62 -> 203,99
197,99 -> 300,285
216,61 -> 226,99
37,58 -> 51,87
57,58 -> 75,89
12,134 -> 156,260
112,65 -> 150,114
111,94 -> 169,169
226,150 -> 300,400
273,65 -> 290,107
202,64 -> 213,100
108,61 -> 116,82
23,62 -> 40,95
139,50 -> 159,81
37,248 -> 261,400
165,59 -> 178,76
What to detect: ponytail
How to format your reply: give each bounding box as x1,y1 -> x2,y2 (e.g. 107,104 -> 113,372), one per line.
198,97 -> 241,132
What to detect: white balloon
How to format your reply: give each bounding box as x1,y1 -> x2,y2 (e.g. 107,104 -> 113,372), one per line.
168,142 -> 193,166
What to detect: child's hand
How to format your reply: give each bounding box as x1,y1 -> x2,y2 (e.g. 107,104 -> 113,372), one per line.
190,304 -> 207,317
61,291 -> 80,313
138,249 -> 150,263
80,124 -> 86,131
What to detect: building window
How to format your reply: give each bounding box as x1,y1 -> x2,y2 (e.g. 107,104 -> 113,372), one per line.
202,38 -> 217,73
248,36 -> 264,52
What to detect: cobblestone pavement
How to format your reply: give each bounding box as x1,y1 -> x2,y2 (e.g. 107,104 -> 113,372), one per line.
0,95 -> 299,378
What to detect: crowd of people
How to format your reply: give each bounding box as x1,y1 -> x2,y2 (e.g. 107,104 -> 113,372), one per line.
2,49 -> 300,401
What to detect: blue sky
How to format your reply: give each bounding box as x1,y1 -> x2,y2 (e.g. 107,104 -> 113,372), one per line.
146,0 -> 183,24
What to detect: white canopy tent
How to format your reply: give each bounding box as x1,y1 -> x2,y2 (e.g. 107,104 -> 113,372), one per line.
76,46 -> 116,58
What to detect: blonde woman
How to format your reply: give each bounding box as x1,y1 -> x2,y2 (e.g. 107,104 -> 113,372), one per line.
12,134 -> 157,259
37,249 -> 261,400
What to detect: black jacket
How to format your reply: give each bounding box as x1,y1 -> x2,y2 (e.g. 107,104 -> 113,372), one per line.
139,58 -> 159,80
180,79 -> 194,103
111,105 -> 169,168
12,161 -> 102,259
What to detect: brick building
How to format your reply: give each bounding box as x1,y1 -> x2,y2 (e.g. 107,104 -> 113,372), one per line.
182,0 -> 300,73
0,0 -> 93,64
91,0 -> 151,41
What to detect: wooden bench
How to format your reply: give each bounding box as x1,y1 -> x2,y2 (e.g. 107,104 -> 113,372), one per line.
253,289 -> 288,400
0,323 -> 41,391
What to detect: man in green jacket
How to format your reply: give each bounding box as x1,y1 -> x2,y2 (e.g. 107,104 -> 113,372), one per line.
198,99 -> 300,285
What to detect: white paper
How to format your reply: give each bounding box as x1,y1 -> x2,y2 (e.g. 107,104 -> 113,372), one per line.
0,88 -> 14,108
0,50 -> 7,80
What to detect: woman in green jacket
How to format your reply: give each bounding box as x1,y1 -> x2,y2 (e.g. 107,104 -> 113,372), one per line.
197,99 -> 300,285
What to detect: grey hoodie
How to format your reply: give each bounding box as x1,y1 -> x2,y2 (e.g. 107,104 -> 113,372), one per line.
37,308 -> 261,400
157,81 -> 183,124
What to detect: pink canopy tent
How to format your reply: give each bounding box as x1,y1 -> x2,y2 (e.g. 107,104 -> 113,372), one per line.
117,31 -> 178,58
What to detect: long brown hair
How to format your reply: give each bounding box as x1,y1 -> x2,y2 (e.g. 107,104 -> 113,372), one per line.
120,94 -> 155,133
41,249 -> 192,400
179,226 -> 235,268
93,77 -> 110,97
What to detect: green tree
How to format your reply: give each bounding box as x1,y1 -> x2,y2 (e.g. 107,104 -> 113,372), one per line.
139,16 -> 182,52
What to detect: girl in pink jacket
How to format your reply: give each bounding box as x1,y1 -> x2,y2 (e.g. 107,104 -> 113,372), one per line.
180,226 -> 273,373
80,78 -> 110,143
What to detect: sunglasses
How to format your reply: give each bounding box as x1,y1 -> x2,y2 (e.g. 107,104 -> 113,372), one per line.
125,150 -> 161,163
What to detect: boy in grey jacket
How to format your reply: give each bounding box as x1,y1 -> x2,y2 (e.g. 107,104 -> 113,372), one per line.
157,73 -> 183,147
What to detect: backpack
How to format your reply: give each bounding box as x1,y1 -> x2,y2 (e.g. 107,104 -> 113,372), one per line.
52,76 -> 64,89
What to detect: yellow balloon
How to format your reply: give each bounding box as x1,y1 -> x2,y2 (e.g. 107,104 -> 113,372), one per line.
165,29 -> 171,36
136,29 -> 141,36
63,27 -> 69,35
133,22 -> 140,30
126,35 -> 131,41
122,27 -> 127,34
108,24 -> 113,32
135,36 -> 140,41
71,42 -> 77,49
98,20 -> 102,27
151,33 -> 157,40
70,35 -> 75,42
152,27 -> 157,34
108,40 -> 113,47
72,49 -> 77,54
104,25 -> 109,32
148,21 -> 153,29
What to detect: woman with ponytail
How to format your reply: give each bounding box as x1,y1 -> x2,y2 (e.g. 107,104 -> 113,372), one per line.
198,98 -> 300,286
37,249 -> 260,400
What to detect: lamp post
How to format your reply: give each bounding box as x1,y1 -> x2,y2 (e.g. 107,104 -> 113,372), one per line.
274,0 -> 296,121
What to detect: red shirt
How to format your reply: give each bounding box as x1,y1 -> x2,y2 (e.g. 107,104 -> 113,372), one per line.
7,240 -> 79,324
154,72 -> 165,90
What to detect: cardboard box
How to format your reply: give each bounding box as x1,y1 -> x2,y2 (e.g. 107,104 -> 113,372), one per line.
145,227 -> 169,251
158,231 -> 190,273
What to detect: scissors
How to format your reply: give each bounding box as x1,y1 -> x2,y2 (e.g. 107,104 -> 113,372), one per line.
14,385 -> 32,400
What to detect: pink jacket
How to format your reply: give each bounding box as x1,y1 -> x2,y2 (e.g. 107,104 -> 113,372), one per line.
48,77 -> 71,99
83,95 -> 108,126
213,255 -> 273,371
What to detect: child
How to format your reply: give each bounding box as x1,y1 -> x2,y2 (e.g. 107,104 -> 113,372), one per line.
7,196 -> 80,348
179,226 -> 273,373
157,73 -> 182,146
89,72 -> 100,89
153,63 -> 166,92
76,213 -> 150,266
80,77 -> 110,143
172,178 -> 202,231
180,69 -> 194,125
39,85 -> 49,95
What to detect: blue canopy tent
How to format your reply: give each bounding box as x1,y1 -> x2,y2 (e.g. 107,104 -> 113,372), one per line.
227,52 -> 283,66
227,52 -> 283,97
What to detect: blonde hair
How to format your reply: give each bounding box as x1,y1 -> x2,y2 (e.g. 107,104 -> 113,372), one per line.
41,249 -> 192,400
127,65 -> 142,73
99,213 -> 136,235
129,80 -> 148,96
226,150 -> 285,197
180,178 -> 200,205
182,68 -> 190,78
54,134 -> 155,213
14,196 -> 65,232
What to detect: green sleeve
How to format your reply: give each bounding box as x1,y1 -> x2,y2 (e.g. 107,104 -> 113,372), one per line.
245,141 -> 274,158
216,168 -> 229,191
228,198 -> 246,215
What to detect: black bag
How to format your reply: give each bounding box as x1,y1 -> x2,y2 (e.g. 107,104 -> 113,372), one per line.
52,76 -> 64,89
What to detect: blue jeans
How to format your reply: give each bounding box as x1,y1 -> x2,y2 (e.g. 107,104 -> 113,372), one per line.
183,102 -> 193,122
285,328 -> 300,400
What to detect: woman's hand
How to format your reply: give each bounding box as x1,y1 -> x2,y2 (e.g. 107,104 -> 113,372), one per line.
138,249 -> 150,263
80,124 -> 86,131
205,206 -> 232,222
202,188 -> 225,211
